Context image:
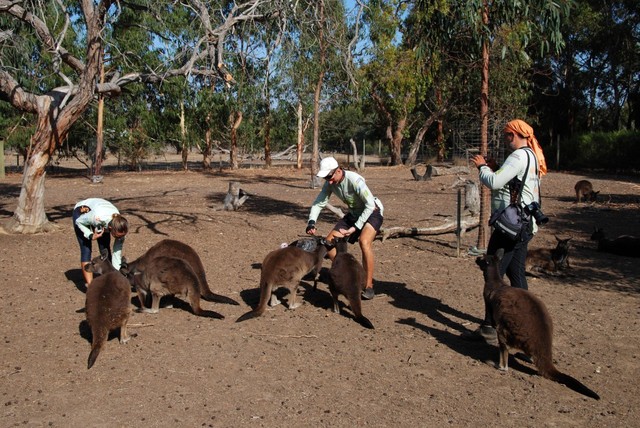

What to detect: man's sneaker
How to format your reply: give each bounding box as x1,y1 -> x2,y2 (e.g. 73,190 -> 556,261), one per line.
461,324 -> 497,342
362,287 -> 375,300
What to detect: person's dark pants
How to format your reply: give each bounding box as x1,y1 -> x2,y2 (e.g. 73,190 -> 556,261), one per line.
482,228 -> 533,325
72,207 -> 112,264
333,209 -> 384,244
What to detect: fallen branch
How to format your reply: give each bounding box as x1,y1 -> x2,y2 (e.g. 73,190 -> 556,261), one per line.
379,217 -> 479,242
247,333 -> 318,339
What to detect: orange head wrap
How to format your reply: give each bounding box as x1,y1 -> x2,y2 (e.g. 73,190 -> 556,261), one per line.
504,119 -> 547,176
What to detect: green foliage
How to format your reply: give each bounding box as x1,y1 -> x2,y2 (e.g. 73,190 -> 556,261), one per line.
561,130 -> 640,171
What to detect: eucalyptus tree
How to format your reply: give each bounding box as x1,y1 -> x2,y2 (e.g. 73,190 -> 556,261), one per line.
361,0 -> 427,166
279,0 -> 354,178
411,0 -> 573,249
534,0 -> 639,137
0,0 -> 286,234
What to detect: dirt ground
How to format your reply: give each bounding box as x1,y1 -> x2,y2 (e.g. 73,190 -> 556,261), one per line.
1,158 -> 639,427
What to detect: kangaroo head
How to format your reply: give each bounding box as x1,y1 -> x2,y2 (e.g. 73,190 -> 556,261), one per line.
84,248 -> 111,274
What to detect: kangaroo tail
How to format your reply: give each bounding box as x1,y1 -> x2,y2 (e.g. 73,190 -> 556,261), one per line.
236,309 -> 265,323
356,315 -> 375,329
87,331 -> 107,369
546,367 -> 600,400
199,309 -> 225,319
201,291 -> 240,305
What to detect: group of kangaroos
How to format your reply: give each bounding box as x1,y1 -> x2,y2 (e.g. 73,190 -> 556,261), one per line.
83,178 -> 640,400
83,235 -> 372,369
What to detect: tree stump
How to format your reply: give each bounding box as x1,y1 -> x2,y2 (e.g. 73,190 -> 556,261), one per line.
411,164 -> 471,181
223,182 -> 249,211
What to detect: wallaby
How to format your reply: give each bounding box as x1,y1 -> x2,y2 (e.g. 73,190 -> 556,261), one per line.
476,249 -> 600,400
328,237 -> 374,329
126,256 -> 224,319
121,239 -> 238,305
590,227 -> 640,258
574,180 -> 599,203
525,236 -> 572,276
236,237 -> 330,322
84,249 -> 134,369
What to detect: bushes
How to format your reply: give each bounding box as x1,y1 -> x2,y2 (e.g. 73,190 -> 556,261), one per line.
560,130 -> 640,171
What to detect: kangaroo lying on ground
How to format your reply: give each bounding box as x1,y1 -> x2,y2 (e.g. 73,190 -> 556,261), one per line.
476,249 -> 599,399
125,256 -> 224,319
328,237 -> 374,329
84,249 -> 134,369
236,237 -> 330,322
590,227 -> 640,258
525,236 -> 572,277
121,239 -> 238,305
574,180 -> 599,203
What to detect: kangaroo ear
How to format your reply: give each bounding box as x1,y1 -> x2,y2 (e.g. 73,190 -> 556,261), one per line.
100,248 -> 109,260
495,248 -> 505,260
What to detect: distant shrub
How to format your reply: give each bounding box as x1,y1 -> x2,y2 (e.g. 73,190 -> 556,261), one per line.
561,130 -> 640,171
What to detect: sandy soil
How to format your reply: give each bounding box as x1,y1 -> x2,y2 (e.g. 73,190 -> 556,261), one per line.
1,160 -> 639,427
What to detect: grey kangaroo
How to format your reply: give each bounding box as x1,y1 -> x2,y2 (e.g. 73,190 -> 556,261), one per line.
590,227 -> 640,258
476,249 -> 600,400
328,237 -> 374,329
126,256 -> 224,319
574,180 -> 599,203
84,249 -> 134,369
236,237 -> 329,322
121,239 -> 238,305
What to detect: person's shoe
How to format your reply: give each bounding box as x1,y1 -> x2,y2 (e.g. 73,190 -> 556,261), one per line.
461,324 -> 497,342
362,287 -> 375,300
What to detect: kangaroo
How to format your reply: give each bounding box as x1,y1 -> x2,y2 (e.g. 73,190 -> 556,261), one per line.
121,239 -> 238,305
236,237 -> 330,322
84,249 -> 134,369
476,249 -> 600,400
328,237 -> 374,329
525,236 -> 572,277
126,256 -> 224,319
574,180 -> 599,203
590,227 -> 640,258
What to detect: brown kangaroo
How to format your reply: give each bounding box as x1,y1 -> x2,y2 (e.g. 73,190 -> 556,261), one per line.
121,239 -> 238,305
126,256 -> 224,319
328,237 -> 374,329
476,249 -> 600,400
236,237 -> 329,322
525,236 -> 572,276
574,180 -> 599,203
590,227 -> 640,258
84,249 -> 134,369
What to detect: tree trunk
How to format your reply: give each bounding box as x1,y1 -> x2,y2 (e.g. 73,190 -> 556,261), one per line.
203,121 -> 212,169
390,116 -> 406,166
311,0 -> 326,185
230,110 -> 242,169
180,101 -> 188,171
477,1 -> 490,250
264,100 -> 272,168
4,117 -> 61,234
94,54 -> 105,181
349,138 -> 360,171
296,100 -> 304,170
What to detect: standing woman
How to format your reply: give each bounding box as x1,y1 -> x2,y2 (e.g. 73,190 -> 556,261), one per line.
466,119 -> 545,341
73,198 -> 129,287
